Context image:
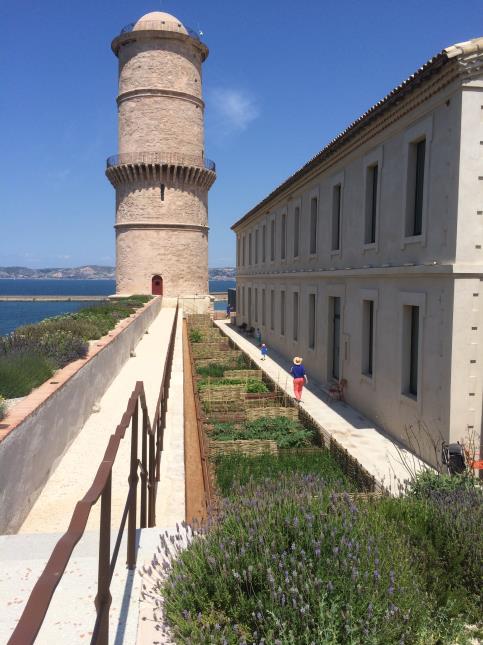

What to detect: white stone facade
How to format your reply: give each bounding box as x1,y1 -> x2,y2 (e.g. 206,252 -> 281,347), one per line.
106,12 -> 216,298
233,38 -> 483,467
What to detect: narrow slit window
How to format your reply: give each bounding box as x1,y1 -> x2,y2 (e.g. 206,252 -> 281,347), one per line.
255,229 -> 259,264
294,206 -> 300,258
270,289 -> 275,330
310,198 -> 318,254
406,138 -> 426,237
281,213 -> 287,260
262,289 -> 266,326
280,290 -> 286,335
270,220 -> 276,261
293,292 -> 299,341
365,165 -> 378,244
248,232 -> 252,265
362,300 -> 375,376
308,293 -> 316,349
402,304 -> 420,397
262,225 -> 266,263
160,184 -> 165,201
332,184 -> 341,251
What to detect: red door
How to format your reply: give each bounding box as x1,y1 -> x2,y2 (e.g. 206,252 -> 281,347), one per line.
151,275 -> 163,295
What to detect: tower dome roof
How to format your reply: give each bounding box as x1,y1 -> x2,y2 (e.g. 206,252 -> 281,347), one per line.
133,11 -> 188,35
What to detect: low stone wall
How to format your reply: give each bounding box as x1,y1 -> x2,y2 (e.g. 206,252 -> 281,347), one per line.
0,297 -> 162,534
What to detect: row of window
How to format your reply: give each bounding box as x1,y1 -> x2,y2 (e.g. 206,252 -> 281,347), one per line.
237,286 -> 421,398
237,136 -> 427,266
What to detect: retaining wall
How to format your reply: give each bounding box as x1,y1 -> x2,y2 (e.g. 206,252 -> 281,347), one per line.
0,297 -> 162,534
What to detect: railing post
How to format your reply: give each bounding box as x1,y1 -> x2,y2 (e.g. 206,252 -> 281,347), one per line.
140,406 -> 147,529
127,400 -> 139,570
148,430 -> 156,527
94,473 -> 112,645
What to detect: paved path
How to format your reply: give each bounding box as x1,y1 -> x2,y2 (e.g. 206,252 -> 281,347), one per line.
216,320 -> 428,493
20,306 -> 177,534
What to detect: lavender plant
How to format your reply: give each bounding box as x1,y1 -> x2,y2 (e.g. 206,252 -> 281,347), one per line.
157,475 -> 469,644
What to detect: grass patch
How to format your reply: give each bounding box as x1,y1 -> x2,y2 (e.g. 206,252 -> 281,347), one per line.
210,416 -> 315,449
0,394 -> 6,419
214,450 -> 356,496
0,352 -> 54,398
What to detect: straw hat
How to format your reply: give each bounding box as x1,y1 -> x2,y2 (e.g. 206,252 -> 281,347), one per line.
293,356 -> 303,365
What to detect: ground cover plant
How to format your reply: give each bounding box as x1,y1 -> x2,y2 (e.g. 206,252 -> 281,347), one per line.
159,475 -> 475,644
210,416 -> 315,449
213,450 -> 355,497
196,356 -> 249,378
0,296 -> 151,398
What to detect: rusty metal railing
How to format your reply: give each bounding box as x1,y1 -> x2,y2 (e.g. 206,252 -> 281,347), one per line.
9,304 -> 179,645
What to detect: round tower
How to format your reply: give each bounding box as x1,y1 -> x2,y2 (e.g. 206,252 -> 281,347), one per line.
106,11 -> 215,299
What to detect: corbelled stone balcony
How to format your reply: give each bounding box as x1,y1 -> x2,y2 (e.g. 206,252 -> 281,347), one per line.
105,150 -> 216,189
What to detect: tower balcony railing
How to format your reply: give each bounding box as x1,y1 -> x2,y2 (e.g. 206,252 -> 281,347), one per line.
119,21 -> 204,43
106,151 -> 215,172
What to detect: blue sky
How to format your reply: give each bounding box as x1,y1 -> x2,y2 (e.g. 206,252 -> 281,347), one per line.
0,0 -> 480,268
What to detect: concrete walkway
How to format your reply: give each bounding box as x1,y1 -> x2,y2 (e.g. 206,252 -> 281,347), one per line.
216,320 -> 428,492
20,306 -> 177,534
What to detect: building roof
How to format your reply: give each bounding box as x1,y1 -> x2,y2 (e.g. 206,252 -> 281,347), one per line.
133,11 -> 188,35
232,37 -> 483,231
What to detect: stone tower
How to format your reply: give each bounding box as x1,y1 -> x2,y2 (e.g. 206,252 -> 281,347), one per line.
106,11 -> 215,300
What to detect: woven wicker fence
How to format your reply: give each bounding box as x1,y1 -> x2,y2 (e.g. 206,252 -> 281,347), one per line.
224,369 -> 263,380
199,386 -> 245,402
194,350 -> 243,366
209,439 -> 278,457
246,406 -> 299,421
191,342 -> 230,358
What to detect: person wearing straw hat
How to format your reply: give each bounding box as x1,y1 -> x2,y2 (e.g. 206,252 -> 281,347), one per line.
290,356 -> 308,402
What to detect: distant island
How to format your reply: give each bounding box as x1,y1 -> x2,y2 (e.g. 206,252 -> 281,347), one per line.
0,265 -> 236,280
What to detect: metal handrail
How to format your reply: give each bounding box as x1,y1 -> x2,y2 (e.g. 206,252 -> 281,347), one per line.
119,20 -> 203,43
106,151 -> 216,173
9,303 -> 179,645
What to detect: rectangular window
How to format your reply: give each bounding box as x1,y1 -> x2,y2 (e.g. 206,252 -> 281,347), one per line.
270,220 -> 276,261
242,236 -> 246,266
248,233 -> 252,265
330,297 -> 341,379
160,184 -> 165,201
310,197 -> 318,254
293,292 -> 299,341
403,305 -> 420,396
255,229 -> 259,264
270,289 -> 275,331
308,293 -> 316,350
247,287 -> 252,324
406,139 -> 426,237
331,184 -> 341,251
293,206 -> 300,258
280,290 -> 286,335
242,286 -> 245,315
281,213 -> 287,260
365,165 -> 378,244
236,236 -> 240,267
254,288 -> 258,322
362,300 -> 374,376
262,289 -> 266,326
262,225 -> 266,263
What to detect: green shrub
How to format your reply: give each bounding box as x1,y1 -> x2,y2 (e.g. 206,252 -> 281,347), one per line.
37,330 -> 88,368
214,450 -> 355,497
196,363 -> 227,378
0,395 -> 6,420
160,476 -> 469,644
0,352 -> 54,398
189,329 -> 203,343
246,380 -> 268,393
210,416 -> 315,448
406,469 -> 477,498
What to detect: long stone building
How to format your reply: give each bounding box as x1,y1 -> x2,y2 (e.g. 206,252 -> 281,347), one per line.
106,11 -> 216,305
233,38 -> 483,466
